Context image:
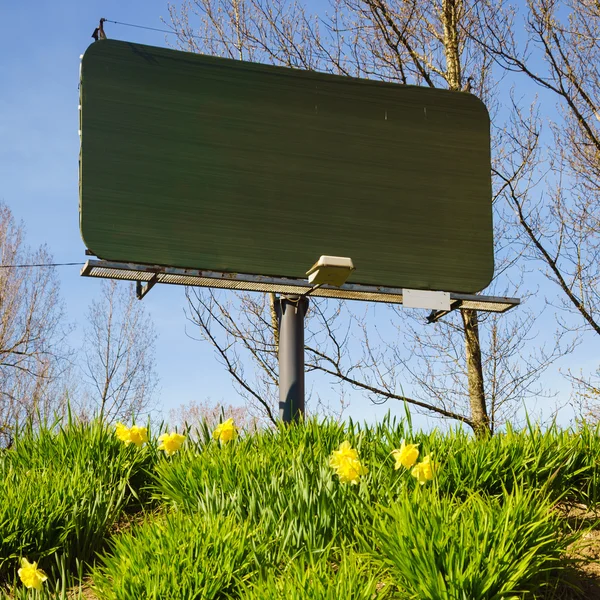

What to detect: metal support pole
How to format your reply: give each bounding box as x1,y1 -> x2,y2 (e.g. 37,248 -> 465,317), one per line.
275,295 -> 309,422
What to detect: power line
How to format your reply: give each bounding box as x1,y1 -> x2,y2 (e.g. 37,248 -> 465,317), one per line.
104,19 -> 224,44
104,19 -> 175,36
0,262 -> 85,269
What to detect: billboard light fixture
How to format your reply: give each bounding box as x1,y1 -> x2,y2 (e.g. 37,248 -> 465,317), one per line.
306,256 -> 355,289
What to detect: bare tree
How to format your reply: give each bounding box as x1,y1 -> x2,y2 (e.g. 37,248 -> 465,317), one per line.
169,0 -> 569,435
185,288 -> 280,423
169,397 -> 261,432
474,0 -> 600,394
81,280 -> 158,423
0,203 -> 70,447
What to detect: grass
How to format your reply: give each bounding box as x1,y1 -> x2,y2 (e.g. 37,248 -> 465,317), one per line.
370,486 -> 572,598
0,416 -> 156,595
93,512 -> 255,599
1,414 -> 599,598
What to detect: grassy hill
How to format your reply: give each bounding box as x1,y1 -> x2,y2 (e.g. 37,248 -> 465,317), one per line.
1,415 -> 600,598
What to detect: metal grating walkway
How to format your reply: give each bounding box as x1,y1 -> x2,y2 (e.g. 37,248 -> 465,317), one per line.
81,260 -> 520,317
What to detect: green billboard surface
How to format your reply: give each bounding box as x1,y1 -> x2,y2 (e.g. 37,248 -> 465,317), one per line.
79,40 -> 493,293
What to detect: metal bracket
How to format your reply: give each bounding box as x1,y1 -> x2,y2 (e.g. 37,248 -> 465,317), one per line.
426,300 -> 462,323
135,274 -> 159,300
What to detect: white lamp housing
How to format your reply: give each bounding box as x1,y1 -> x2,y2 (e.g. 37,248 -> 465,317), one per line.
306,256 -> 355,287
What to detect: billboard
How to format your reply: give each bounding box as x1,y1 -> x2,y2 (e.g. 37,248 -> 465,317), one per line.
79,40 -> 493,293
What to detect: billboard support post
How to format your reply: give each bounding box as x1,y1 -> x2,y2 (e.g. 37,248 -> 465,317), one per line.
276,295 -> 309,423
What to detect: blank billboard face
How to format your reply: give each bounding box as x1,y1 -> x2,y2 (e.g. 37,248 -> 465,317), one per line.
79,40 -> 493,293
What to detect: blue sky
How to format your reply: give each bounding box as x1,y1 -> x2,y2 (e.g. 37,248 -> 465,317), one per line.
0,0 -> 593,429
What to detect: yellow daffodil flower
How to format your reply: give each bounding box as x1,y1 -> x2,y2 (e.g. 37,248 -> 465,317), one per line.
158,432 -> 186,456
115,422 -> 130,442
18,558 -> 48,591
391,440 -> 419,470
411,455 -> 435,485
114,423 -> 148,447
127,425 -> 148,448
336,456 -> 369,484
213,418 -> 237,443
329,441 -> 368,484
328,440 -> 359,470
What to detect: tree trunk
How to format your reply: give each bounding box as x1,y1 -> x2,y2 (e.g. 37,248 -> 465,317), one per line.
269,292 -> 279,354
461,308 -> 490,437
442,0 -> 490,436
442,0 -> 462,91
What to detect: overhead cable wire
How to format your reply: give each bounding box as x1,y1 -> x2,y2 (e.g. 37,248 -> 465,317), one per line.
0,262 -> 85,269
103,19 -> 224,44
104,19 -> 175,36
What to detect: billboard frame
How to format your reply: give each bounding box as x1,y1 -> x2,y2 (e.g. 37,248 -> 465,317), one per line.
81,259 -> 519,314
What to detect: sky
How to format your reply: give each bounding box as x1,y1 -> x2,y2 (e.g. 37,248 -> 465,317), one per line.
0,0 -> 594,430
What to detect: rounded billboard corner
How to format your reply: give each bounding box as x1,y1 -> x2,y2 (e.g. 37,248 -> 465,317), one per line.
475,256 -> 496,294
80,39 -> 116,71
81,41 -> 99,68
463,91 -> 491,126
79,218 -> 101,262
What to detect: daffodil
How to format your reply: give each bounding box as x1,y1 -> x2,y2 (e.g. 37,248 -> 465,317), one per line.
213,418 -> 237,443
329,440 -> 359,470
158,432 -> 186,456
336,456 -> 369,484
18,558 -> 47,591
391,440 -> 419,470
127,425 -> 148,448
115,422 -> 130,442
114,423 -> 148,447
411,455 -> 435,485
329,441 -> 368,484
